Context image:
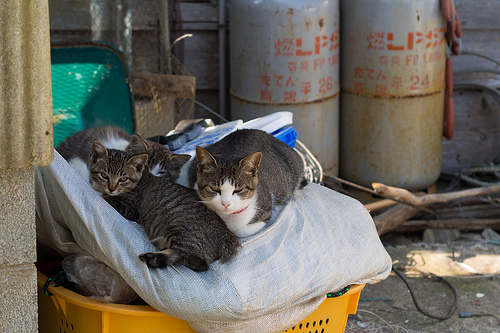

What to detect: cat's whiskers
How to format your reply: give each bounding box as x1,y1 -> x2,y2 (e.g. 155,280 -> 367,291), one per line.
170,265 -> 182,275
196,198 -> 212,206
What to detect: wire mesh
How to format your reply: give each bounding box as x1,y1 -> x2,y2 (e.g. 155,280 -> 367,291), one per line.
48,0 -> 194,138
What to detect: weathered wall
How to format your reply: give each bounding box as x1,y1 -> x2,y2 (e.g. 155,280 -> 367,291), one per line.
0,170 -> 38,333
0,0 -> 54,331
172,1 -> 222,121
0,1 -> 54,168
443,0 -> 500,175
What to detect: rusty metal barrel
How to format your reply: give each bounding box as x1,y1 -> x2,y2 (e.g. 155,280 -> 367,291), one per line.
339,0 -> 446,190
230,0 -> 340,175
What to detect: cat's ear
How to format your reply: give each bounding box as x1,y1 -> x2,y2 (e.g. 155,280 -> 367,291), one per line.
91,140 -> 108,163
195,146 -> 217,172
239,152 -> 262,175
128,134 -> 150,154
172,154 -> 191,168
128,153 -> 149,173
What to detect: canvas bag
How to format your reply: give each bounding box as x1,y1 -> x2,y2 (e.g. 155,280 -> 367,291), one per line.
35,151 -> 392,333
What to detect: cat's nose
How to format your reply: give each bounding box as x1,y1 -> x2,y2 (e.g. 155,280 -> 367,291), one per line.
222,202 -> 230,208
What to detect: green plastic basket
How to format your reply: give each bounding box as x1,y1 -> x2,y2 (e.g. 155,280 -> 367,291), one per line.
51,42 -> 136,147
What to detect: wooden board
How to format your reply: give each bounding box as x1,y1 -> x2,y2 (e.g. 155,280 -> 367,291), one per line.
172,31 -> 219,90
442,0 -> 500,175
49,0 -> 157,31
442,88 -> 500,175
456,1 -> 500,30
174,2 -> 218,31
132,72 -> 196,98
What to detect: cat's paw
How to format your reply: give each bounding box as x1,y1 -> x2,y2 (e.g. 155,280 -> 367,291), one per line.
139,249 -> 181,268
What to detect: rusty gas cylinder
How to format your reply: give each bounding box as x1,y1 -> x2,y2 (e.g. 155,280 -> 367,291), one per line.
339,0 -> 446,190
230,0 -> 340,175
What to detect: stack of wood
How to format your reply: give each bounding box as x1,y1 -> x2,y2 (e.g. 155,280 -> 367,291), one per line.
324,175 -> 500,237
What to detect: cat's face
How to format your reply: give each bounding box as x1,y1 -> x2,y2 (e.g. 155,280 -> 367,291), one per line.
126,134 -> 190,181
195,146 -> 261,215
90,140 -> 148,196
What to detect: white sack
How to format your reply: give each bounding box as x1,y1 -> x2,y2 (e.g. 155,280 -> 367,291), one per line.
35,150 -> 391,333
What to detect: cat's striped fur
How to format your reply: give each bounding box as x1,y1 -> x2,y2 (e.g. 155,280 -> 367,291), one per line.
100,146 -> 240,271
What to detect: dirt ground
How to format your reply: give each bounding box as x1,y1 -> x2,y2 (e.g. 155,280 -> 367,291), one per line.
345,238 -> 500,333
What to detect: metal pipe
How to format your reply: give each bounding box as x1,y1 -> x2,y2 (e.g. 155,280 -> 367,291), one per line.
218,0 -> 227,120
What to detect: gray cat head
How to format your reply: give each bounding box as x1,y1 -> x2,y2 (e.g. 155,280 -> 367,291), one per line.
126,134 -> 191,181
90,140 -> 148,196
195,146 -> 261,215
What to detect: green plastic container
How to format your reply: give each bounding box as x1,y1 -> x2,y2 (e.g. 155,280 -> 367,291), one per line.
51,42 -> 136,147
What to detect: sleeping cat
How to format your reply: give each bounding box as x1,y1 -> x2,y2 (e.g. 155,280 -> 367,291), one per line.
96,141 -> 240,271
188,129 -> 308,238
56,127 -> 190,195
89,140 -> 148,196
126,134 -> 190,181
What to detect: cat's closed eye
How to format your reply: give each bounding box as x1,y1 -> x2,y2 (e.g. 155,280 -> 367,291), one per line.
233,188 -> 243,194
209,186 -> 221,194
157,171 -> 171,180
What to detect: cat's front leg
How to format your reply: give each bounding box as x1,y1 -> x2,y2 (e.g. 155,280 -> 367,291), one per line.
139,250 -> 209,271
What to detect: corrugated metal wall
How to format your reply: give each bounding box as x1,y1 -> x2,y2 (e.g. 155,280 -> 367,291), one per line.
0,0 -> 53,168
1,1 -> 53,330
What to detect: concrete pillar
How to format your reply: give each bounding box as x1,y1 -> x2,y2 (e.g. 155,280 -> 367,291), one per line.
0,0 -> 54,332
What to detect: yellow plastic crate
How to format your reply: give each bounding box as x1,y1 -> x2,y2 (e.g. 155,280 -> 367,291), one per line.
37,270 -> 364,333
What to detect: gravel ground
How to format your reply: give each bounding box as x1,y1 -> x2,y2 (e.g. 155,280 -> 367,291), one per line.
344,241 -> 500,333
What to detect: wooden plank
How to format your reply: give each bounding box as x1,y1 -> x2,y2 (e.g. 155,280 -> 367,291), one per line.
130,0 -> 158,30
132,72 -> 196,98
50,31 -> 92,43
173,31 -> 219,90
442,88 -> 500,175
49,0 -> 157,31
175,3 -> 218,23
50,30 -> 161,74
430,204 -> 500,220
131,30 -> 161,72
393,218 -> 500,233
174,22 -> 218,30
374,203 -> 422,236
452,30 -> 500,73
156,0 -> 172,74
49,0 -> 91,30
364,199 -> 398,213
443,0 -> 500,178
174,2 -> 218,30
456,1 -> 500,30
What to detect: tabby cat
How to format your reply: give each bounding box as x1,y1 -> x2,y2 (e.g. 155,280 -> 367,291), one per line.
188,129 -> 307,238
56,127 -> 190,195
90,140 -> 148,196
97,139 -> 240,271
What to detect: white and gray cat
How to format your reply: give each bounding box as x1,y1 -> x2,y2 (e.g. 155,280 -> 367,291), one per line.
56,127 -> 190,196
97,136 -> 240,271
187,129 -> 307,238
